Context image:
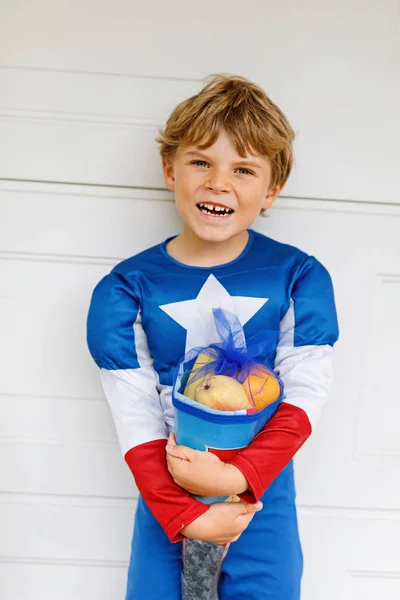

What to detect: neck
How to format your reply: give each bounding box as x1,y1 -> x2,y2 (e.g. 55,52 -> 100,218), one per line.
166,229 -> 250,267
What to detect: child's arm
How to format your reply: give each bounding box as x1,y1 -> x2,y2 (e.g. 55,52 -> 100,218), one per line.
167,256 -> 339,501
87,271 -> 208,542
225,255 -> 339,500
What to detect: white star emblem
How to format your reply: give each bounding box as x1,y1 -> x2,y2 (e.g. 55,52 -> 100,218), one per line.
160,274 -> 269,352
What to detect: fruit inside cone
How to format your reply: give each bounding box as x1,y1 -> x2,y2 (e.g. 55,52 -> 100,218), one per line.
241,365 -> 281,411
183,352 -> 281,412
184,351 -> 215,400
194,374 -> 252,411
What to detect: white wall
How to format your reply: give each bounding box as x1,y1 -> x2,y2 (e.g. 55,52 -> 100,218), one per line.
1,2 -> 399,599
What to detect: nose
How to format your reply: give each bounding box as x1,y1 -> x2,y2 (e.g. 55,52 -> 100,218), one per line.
205,169 -> 231,193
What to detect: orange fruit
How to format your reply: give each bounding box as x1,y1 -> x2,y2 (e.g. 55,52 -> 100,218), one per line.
241,365 -> 281,412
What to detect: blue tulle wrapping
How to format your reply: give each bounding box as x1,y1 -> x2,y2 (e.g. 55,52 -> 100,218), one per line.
172,308 -> 285,504
176,308 -> 282,399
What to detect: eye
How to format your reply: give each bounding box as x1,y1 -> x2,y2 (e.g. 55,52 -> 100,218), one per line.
191,160 -> 210,168
236,167 -> 254,175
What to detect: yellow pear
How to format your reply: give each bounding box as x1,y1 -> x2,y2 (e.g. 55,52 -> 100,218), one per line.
194,374 -> 253,411
184,351 -> 215,400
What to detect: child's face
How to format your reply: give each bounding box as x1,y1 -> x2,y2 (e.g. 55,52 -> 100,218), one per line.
162,129 -> 282,245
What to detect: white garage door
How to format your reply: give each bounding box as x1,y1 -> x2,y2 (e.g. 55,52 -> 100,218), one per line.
1,2 -> 399,599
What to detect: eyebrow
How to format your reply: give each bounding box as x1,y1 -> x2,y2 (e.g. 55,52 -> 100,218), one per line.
184,151 -> 262,169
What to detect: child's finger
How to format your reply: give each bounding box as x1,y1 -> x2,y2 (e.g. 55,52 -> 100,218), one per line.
167,432 -> 176,447
165,433 -> 177,453
166,443 -> 193,461
234,501 -> 263,516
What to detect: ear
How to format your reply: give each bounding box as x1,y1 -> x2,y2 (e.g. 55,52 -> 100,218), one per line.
262,184 -> 283,211
162,157 -> 176,192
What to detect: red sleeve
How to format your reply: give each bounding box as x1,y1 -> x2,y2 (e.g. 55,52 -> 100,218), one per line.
125,438 -> 209,543
226,403 -> 312,502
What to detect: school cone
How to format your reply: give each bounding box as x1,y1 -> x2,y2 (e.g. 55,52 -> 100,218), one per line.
182,496 -> 240,600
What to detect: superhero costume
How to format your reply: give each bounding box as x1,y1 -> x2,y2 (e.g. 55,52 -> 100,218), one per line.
87,229 -> 339,599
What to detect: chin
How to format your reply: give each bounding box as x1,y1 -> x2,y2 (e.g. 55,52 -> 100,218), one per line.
193,226 -> 239,244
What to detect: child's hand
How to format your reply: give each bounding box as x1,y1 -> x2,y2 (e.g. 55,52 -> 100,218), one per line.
166,433 -> 248,496
181,500 -> 263,545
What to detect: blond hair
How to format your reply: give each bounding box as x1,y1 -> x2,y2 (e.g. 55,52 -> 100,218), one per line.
156,74 -> 295,189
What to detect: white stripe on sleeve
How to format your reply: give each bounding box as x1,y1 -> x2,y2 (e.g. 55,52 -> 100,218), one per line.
275,300 -> 334,430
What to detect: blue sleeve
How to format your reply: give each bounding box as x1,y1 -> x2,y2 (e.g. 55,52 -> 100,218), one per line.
87,272 -> 141,370
290,255 -> 339,347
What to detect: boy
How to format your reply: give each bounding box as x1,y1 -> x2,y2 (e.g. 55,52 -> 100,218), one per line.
87,74 -> 339,599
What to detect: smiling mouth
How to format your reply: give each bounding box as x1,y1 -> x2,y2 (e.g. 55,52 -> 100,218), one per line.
196,202 -> 235,217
